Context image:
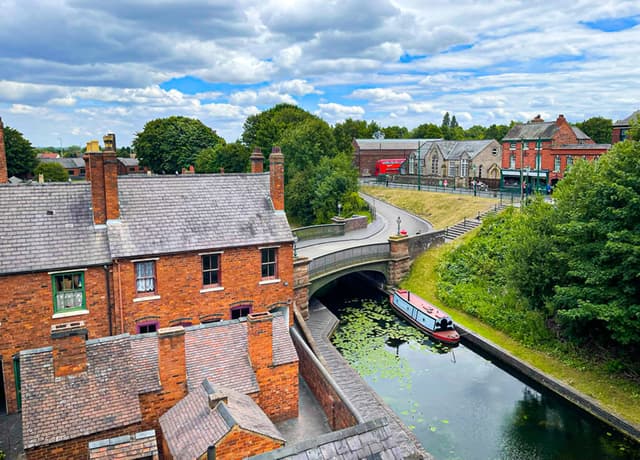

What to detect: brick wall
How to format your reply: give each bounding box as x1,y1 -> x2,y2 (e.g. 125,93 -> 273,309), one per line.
269,147 -> 285,211
252,362 -> 299,422
214,426 -> 284,460
0,267 -> 111,413
25,423 -> 143,460
113,244 -> 294,334
293,335 -> 357,430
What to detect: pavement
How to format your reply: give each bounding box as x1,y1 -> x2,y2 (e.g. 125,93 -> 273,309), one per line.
0,411 -> 24,460
296,192 -> 432,260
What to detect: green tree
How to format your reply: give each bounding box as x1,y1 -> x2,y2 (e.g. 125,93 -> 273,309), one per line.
3,125 -> 37,178
194,142 -> 250,173
485,123 -> 513,142
63,145 -> 83,158
116,146 -> 132,158
279,117 -> 337,182
410,123 -> 442,139
450,115 -> 459,129
628,117 -> 640,141
242,104 -> 317,157
34,162 -> 69,182
464,125 -> 487,140
575,117 -> 612,144
551,141 -> 640,345
381,125 -> 409,139
133,116 -> 224,173
333,119 -> 379,153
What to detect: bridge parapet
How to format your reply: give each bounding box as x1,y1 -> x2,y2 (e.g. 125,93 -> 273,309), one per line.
309,243 -> 390,279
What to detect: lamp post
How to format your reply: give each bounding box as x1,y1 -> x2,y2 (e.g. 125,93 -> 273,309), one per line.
416,140 -> 428,191
337,202 -> 342,218
396,216 -> 402,236
472,164 -> 477,197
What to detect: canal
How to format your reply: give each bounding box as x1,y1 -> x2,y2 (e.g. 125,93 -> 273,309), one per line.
315,274 -> 639,460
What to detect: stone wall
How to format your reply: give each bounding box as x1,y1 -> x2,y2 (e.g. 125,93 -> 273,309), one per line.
407,230 -> 446,260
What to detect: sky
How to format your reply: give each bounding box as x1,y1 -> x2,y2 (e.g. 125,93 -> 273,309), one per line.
1,0 -> 639,148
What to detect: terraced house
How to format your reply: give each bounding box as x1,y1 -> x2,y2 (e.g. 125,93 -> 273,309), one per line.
0,129 -> 299,458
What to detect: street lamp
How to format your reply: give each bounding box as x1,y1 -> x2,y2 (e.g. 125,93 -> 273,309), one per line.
337,202 -> 342,217
396,216 -> 402,235
472,164 -> 477,197
416,140 -> 428,191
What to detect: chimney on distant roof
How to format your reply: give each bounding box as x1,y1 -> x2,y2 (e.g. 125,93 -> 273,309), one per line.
250,147 -> 264,173
531,115 -> 544,123
269,147 -> 285,212
0,117 -> 8,183
51,321 -> 88,377
556,114 -> 567,126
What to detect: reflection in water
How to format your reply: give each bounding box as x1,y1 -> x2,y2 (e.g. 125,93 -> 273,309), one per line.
318,275 -> 639,460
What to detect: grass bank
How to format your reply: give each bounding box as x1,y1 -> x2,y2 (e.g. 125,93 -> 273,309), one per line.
367,190 -> 640,428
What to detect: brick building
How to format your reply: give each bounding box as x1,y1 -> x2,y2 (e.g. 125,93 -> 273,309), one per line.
0,131 -> 295,423
500,114 -> 610,191
612,110 -> 639,144
352,138 -> 440,176
20,312 -> 297,459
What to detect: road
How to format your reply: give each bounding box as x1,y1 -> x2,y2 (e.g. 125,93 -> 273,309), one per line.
296,193 -> 432,260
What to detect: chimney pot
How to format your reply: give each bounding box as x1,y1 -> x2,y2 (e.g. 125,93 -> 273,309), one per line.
250,147 -> 264,173
269,147 -> 285,211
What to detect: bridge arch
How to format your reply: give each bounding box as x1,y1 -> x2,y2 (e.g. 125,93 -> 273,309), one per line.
309,264 -> 388,298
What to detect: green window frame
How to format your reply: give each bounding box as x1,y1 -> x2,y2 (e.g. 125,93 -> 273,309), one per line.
52,271 -> 86,313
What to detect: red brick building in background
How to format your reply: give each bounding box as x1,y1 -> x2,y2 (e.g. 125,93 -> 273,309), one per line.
500,114 -> 610,191
612,110 -> 639,144
0,129 -> 298,458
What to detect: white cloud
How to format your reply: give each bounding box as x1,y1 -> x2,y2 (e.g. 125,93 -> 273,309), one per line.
315,103 -> 365,123
351,88 -> 412,103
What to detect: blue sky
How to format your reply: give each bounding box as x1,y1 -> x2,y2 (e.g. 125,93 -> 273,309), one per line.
0,1 -> 639,147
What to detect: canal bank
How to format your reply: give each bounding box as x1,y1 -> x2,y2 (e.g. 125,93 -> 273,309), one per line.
301,298 -> 431,459
458,323 -> 640,443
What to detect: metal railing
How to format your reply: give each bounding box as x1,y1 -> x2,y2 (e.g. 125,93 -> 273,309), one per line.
292,223 -> 345,241
308,243 -> 390,279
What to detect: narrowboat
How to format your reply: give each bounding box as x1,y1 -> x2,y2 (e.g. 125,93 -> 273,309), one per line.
389,289 -> 460,344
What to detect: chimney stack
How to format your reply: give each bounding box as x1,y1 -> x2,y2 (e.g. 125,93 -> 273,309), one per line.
531,114 -> 544,123
269,147 -> 284,212
51,321 -> 88,377
0,117 -> 8,183
250,147 -> 264,173
556,114 -> 567,126
157,327 -> 188,415
86,136 -> 120,225
247,312 -> 274,371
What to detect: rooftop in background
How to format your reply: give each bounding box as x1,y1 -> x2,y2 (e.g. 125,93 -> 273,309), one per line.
354,139 -> 442,150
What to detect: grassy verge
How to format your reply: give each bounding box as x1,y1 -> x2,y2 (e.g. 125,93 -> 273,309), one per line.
362,186 -> 499,229
401,230 -> 640,428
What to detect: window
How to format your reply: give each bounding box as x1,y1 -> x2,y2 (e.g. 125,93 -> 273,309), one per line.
566,155 -> 573,168
202,254 -> 221,287
492,148 -> 498,155
461,159 -> 469,177
510,154 -> 516,169
449,161 -> 457,177
231,305 -> 251,319
510,142 -> 516,150
535,152 -> 542,170
478,165 -> 483,178
52,272 -> 85,312
261,248 -> 277,279
554,155 -> 561,172
135,261 -> 156,294
620,128 -> 628,141
136,321 -> 158,334
431,156 -> 439,174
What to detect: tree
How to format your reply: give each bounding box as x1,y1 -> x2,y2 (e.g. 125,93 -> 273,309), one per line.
381,125 -> 409,139
63,145 -> 83,158
485,123 -> 513,142
551,141 -> 640,346
33,162 -> 69,182
575,117 -> 612,144
117,147 -> 132,158
3,125 -> 37,178
410,123 -> 442,139
279,117 -> 337,182
133,116 -> 224,173
333,119 -> 379,153
242,104 -> 317,156
194,142 -> 250,173
464,125 -> 487,140
628,117 -> 640,141
450,115 -> 459,129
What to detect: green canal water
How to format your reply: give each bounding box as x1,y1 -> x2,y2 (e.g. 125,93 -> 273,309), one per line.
316,276 -> 640,460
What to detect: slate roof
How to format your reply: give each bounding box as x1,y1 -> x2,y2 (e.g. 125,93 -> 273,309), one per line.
130,334 -> 162,393
614,110 -> 640,126
20,335 -> 143,449
502,121 -> 558,141
185,312 -> 297,393
433,139 -> 495,160
160,380 -> 284,460
354,139 -> 440,151
117,157 -> 139,166
0,183 -> 111,274
40,157 -> 85,169
108,173 -> 293,258
248,418 -> 403,460
572,126 -> 590,140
